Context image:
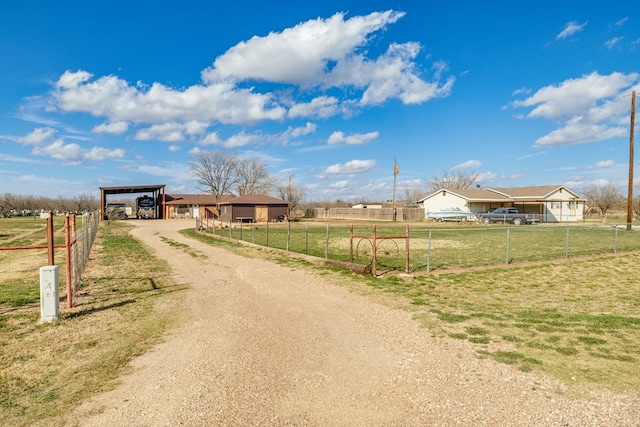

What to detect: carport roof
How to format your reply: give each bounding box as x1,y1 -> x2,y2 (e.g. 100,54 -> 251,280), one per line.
164,194 -> 233,205
99,185 -> 165,195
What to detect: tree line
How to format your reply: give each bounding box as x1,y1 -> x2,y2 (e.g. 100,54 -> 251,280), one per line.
190,150 -> 305,212
2,154 -> 636,218
0,193 -> 100,216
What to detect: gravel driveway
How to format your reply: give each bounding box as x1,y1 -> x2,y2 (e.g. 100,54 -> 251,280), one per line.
77,219 -> 640,426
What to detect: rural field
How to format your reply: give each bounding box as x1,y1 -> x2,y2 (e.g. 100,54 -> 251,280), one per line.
203,217 -> 640,272
1,216 -> 639,425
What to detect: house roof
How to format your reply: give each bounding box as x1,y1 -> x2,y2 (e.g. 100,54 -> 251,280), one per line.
419,185 -> 585,204
218,194 -> 289,206
163,194 -> 234,205
419,188 -> 510,203
486,185 -> 584,200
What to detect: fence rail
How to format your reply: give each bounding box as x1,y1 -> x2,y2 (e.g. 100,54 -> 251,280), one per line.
195,218 -> 640,274
0,211 -> 99,307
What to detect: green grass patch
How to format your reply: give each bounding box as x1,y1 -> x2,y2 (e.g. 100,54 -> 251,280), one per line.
198,221 -> 640,273
193,230 -> 640,393
0,221 -> 187,427
185,226 -> 640,393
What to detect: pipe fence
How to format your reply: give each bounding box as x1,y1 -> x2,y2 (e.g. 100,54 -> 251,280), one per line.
0,211 -> 100,307
195,218 -> 640,274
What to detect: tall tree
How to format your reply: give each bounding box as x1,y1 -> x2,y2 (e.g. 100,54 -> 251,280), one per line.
584,183 -> 623,217
235,158 -> 275,196
425,170 -> 479,192
276,175 -> 305,213
190,150 -> 239,202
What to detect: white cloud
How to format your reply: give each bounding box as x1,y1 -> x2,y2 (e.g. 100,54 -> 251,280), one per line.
327,45 -> 454,106
92,121 -> 129,135
0,153 -> 41,164
281,122 -> 318,138
533,117 -> 627,147
16,127 -> 56,145
318,159 -> 376,177
595,159 -> 616,168
556,21 -> 587,40
327,131 -> 379,145
288,96 -> 339,119
135,124 -> 185,142
202,11 -> 405,85
9,126 -> 125,165
451,159 -> 481,170
31,139 -> 124,164
476,171 -> 498,183
203,10 -> 452,107
605,37 -> 624,49
46,10 -> 452,148
615,17 -> 628,27
512,71 -> 638,147
52,71 -> 286,126
223,132 -> 261,148
198,132 -> 223,146
84,146 -> 126,161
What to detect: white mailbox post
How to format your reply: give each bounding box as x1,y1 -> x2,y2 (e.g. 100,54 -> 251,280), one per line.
40,266 -> 59,322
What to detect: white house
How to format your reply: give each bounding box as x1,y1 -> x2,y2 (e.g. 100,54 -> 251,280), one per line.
418,185 -> 585,222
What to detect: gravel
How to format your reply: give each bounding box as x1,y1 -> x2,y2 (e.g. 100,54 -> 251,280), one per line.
76,219 -> 640,426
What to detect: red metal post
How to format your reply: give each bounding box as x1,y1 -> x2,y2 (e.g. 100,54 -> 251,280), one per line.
47,212 -> 55,265
405,224 -> 410,274
65,215 -> 73,308
372,224 -> 377,276
349,224 -> 353,263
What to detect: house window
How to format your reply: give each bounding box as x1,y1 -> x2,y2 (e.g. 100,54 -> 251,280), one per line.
568,201 -> 575,209
550,202 -> 560,209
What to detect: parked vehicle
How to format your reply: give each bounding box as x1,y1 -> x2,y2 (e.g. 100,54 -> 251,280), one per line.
477,208 -> 539,225
426,209 -> 477,222
136,196 -> 155,219
105,203 -> 128,220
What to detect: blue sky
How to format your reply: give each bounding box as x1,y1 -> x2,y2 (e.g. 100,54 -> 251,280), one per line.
1,1 -> 638,203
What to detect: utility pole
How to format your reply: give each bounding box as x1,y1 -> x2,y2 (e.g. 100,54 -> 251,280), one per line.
627,90 -> 636,231
392,158 -> 399,221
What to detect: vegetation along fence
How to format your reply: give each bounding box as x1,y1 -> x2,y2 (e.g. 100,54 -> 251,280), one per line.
0,211 -> 99,308
196,218 -> 640,274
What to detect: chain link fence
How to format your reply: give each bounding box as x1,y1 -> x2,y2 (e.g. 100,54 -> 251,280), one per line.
196,218 -> 640,274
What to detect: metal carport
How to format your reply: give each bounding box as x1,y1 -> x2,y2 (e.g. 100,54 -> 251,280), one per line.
99,185 -> 166,220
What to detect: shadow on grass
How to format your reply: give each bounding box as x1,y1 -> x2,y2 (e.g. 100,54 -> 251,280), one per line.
63,299 -> 137,319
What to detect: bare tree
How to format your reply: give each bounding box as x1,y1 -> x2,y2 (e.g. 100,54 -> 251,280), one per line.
425,170 -> 479,192
190,150 -> 239,202
404,186 -> 427,206
276,175 -> 305,213
235,158 -> 275,196
634,184 -> 640,217
584,183 -> 623,217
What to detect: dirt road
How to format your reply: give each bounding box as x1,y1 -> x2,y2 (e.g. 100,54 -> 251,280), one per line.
77,219 -> 640,426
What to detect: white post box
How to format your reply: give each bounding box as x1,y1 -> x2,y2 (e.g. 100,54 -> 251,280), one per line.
40,266 -> 59,322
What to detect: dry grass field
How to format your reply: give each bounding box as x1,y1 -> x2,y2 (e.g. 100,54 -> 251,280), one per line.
1,217 -> 639,425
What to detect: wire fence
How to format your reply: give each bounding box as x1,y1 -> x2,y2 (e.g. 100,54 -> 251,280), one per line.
196,218 -> 640,274
0,211 -> 100,307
